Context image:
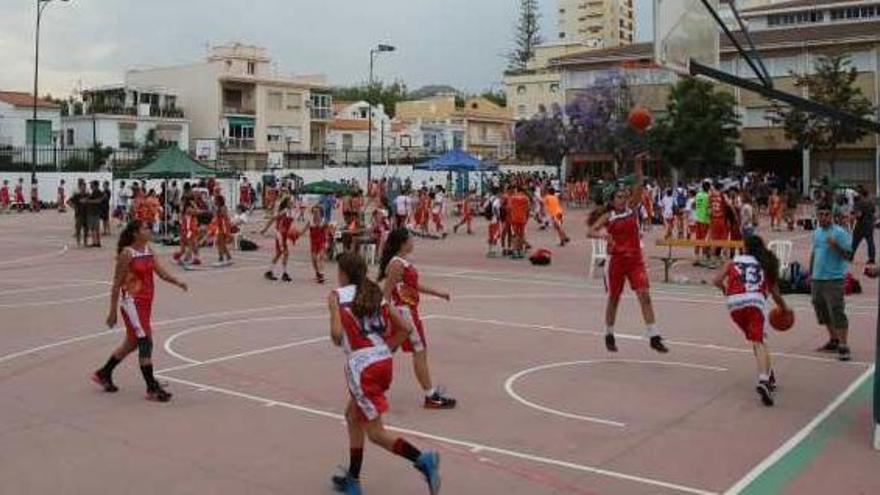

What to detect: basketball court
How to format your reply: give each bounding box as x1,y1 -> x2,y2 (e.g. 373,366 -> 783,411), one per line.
1,210 -> 877,495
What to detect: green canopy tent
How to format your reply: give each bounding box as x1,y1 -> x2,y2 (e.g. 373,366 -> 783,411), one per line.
299,180 -> 353,195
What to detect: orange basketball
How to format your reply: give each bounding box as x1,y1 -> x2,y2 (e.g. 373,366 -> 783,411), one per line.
769,307 -> 795,332
628,106 -> 653,133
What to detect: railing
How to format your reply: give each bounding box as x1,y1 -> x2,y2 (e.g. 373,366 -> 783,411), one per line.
0,146 -> 146,172
224,138 -> 256,150
222,106 -> 256,115
61,103 -> 184,118
310,108 -> 333,120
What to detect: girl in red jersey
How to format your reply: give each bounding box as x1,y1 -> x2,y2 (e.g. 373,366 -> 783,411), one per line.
328,253 -> 441,495
0,180 -> 9,213
261,196 -> 296,282
307,205 -> 329,283
713,235 -> 789,406
452,190 -> 474,235
588,155 -> 669,354
213,195 -> 233,267
173,200 -> 201,266
92,220 -> 188,402
379,228 -> 457,409
14,178 -> 25,213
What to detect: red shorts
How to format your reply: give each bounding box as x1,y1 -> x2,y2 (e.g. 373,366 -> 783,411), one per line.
275,231 -> 291,255
346,356 -> 393,423
432,212 -> 443,226
120,295 -> 152,344
397,305 -> 427,353
510,222 -> 526,239
731,306 -> 765,343
488,223 -> 500,244
710,220 -> 728,241
695,222 -> 709,240
310,237 -> 327,255
606,255 -> 650,299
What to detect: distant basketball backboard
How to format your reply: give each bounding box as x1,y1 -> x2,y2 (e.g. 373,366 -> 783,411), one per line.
654,0 -> 720,75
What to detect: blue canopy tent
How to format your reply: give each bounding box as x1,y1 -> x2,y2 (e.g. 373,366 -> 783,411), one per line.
415,149 -> 498,196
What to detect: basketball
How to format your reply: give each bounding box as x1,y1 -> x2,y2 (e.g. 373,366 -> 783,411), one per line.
769,307 -> 795,332
628,106 -> 653,132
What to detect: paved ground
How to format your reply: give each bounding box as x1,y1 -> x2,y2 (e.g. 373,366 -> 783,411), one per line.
0,209 -> 877,495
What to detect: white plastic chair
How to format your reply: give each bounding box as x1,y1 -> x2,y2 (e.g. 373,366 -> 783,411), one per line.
768,240 -> 793,277
360,242 -> 377,265
588,239 -> 609,279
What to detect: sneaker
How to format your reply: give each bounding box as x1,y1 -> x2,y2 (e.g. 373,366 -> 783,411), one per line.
768,370 -> 777,391
649,336 -> 669,353
424,388 -> 457,410
145,385 -> 173,403
756,381 -> 774,407
605,334 -> 618,353
191,258 -> 202,266
172,252 -> 182,262
816,340 -> 839,353
316,274 -> 325,284
414,451 -> 441,495
281,272 -> 293,283
264,271 -> 278,281
331,469 -> 362,495
838,346 -> 852,362
91,370 -> 119,393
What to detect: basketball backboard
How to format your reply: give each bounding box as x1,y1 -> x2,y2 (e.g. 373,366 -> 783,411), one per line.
654,0 -> 720,75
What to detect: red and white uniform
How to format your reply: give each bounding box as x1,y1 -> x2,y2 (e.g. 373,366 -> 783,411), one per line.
308,219 -> 329,255
180,212 -> 198,242
709,191 -> 728,241
274,208 -> 295,254
724,255 -> 769,343
119,246 -> 155,344
215,207 -> 231,237
390,256 -> 426,353
239,183 -> 251,207
336,285 -> 394,422
605,208 -> 649,299
14,183 -> 24,204
0,185 -> 9,207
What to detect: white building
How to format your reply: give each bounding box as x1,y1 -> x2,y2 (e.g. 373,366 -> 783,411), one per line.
125,42 -> 332,170
557,0 -> 634,48
61,85 -> 189,151
0,91 -> 62,150
326,101 -> 401,164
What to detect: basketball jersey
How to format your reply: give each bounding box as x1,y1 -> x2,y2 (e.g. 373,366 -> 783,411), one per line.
390,256 -> 420,308
1,186 -> 9,203
710,191 -> 726,221
725,255 -> 768,312
14,184 -> 23,201
124,246 -> 155,303
335,285 -> 392,356
607,209 -> 642,258
275,209 -> 294,233
309,221 -> 328,244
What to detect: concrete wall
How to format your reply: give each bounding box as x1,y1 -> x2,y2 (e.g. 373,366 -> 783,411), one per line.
0,103 -> 62,147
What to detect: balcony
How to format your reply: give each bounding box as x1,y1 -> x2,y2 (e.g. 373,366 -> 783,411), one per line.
225,138 -> 256,150
310,107 -> 332,121
223,106 -> 256,116
77,104 -> 184,119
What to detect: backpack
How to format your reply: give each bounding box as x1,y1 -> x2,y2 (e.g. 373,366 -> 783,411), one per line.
482,198 -> 494,221
239,238 -> 258,251
675,189 -> 687,210
529,248 -> 552,266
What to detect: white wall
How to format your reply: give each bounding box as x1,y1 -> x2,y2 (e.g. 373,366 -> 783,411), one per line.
0,103 -> 62,148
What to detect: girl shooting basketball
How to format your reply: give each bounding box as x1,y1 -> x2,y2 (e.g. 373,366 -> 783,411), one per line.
92,220 -> 188,402
329,253 -> 441,495
713,235 -> 789,406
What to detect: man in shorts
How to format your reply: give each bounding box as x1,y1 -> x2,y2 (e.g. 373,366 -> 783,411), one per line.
811,203 -> 853,361
694,182 -> 711,257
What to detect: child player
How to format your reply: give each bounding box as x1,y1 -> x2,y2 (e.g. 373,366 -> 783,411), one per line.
713,235 -> 789,406
307,205 -> 329,284
261,197 -> 297,282
588,153 -> 670,354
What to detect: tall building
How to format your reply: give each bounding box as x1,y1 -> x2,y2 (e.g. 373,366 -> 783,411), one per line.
126,43 -> 332,170
556,0 -> 635,48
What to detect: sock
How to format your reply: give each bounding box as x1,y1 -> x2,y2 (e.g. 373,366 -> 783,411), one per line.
758,373 -> 770,383
424,387 -> 437,398
605,326 -> 615,336
392,438 -> 422,463
348,448 -> 364,479
139,364 -> 159,390
646,324 -> 660,338
100,355 -> 121,375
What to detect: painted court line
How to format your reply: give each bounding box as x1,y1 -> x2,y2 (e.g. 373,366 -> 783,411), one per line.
504,360 -> 728,428
722,365 -> 876,495
155,374 -> 717,495
0,244 -> 68,267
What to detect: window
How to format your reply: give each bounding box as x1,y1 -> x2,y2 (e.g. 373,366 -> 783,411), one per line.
517,85 -> 526,95
268,92 -> 283,110
770,56 -> 800,77
559,32 -> 566,39
118,124 -> 136,148
517,104 -> 527,117
342,134 -> 353,151
267,126 -> 283,143
26,120 -> 52,146
549,83 -> 560,93
744,108 -> 775,128
285,92 -> 302,110
247,61 -> 256,75
65,128 -> 74,147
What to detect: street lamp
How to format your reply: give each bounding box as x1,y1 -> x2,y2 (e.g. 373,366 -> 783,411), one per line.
367,43 -> 395,185
32,0 -> 71,182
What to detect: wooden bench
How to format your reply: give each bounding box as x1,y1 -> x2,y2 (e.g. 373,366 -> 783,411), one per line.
654,238 -> 745,283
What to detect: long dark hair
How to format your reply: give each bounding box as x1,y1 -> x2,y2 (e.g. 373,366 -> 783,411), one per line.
379,228 -> 410,280
744,235 -> 780,286
338,252 -> 383,318
117,220 -> 143,255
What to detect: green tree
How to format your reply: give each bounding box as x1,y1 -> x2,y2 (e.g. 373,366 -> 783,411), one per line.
480,89 -> 507,108
650,77 -> 740,177
508,0 -> 542,71
332,80 -> 409,118
771,54 -> 875,175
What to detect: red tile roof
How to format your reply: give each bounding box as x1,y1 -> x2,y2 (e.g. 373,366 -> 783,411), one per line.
0,91 -> 61,109
330,118 -> 370,131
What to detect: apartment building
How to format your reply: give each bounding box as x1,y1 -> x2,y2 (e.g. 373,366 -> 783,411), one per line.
126,43 -> 332,170
61,84 -> 189,152
557,0 -> 634,48
547,0 -> 880,193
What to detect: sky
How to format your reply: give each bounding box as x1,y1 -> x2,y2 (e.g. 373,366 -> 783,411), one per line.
0,0 -> 653,99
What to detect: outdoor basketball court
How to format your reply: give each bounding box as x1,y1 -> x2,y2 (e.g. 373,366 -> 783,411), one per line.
1,212 -> 877,495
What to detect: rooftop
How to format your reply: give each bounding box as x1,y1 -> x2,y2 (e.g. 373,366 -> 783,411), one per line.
0,91 -> 61,109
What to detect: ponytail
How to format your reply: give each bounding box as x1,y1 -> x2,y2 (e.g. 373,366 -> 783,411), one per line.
744,235 -> 779,286
379,228 -> 410,280
117,220 -> 142,255
338,252 -> 383,318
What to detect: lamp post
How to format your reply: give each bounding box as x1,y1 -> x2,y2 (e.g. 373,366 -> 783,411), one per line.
367,43 -> 395,185
32,0 -> 71,182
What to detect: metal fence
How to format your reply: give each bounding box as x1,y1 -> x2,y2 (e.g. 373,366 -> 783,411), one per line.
0,147 -> 146,173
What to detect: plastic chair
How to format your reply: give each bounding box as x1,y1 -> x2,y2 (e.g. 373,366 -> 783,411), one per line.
360,242 -> 377,265
767,240 -> 793,276
588,239 -> 608,279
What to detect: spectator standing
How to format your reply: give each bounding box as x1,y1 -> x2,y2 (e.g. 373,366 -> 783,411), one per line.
852,185 -> 876,266
101,181 -> 112,236
86,181 -> 103,248
811,203 -> 854,361
68,180 -> 89,247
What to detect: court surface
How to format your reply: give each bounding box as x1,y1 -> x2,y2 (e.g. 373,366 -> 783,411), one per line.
0,211 -> 877,495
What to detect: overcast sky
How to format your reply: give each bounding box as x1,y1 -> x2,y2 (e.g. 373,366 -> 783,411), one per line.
0,0 -> 652,98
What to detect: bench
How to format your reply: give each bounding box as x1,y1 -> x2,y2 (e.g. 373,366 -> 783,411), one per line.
654,238 -> 745,283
